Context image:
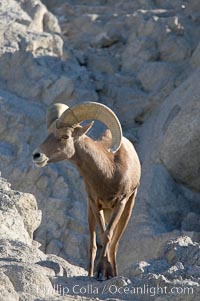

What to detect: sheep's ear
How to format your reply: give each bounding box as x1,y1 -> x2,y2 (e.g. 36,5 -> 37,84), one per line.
74,121 -> 94,137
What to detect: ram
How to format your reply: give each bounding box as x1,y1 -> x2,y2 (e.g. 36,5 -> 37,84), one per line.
32,102 -> 141,280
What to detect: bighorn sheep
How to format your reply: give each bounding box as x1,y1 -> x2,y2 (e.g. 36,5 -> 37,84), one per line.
32,102 -> 141,280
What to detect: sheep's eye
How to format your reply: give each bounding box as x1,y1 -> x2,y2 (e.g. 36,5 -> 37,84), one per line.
62,135 -> 69,140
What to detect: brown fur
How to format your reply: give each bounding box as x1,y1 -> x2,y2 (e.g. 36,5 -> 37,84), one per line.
33,124 -> 141,280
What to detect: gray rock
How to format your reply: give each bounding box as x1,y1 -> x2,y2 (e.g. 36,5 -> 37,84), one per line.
87,51 -> 120,74
3,263 -> 55,298
121,35 -> 158,72
181,212 -> 200,232
159,34 -> 191,62
137,62 -> 179,92
122,236 -> 200,300
43,11 -> 61,34
0,175 -> 91,301
184,0 -> 200,22
160,69 -> 200,191
0,178 -> 41,245
45,254 -> 87,277
0,271 -> 19,301
0,239 -> 46,263
191,41 -> 200,67
162,236 -> 200,266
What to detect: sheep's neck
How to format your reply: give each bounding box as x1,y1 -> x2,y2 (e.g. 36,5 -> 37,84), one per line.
71,136 -> 115,181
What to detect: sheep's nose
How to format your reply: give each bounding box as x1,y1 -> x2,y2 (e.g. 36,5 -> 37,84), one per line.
33,152 -> 41,160
32,150 -> 48,167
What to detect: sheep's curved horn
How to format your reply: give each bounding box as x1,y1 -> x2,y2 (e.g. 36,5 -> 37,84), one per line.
57,102 -> 122,152
46,103 -> 69,129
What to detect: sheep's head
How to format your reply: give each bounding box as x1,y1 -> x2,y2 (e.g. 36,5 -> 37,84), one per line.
32,102 -> 122,167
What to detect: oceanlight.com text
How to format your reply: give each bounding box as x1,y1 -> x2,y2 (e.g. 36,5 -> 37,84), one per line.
36,283 -> 194,297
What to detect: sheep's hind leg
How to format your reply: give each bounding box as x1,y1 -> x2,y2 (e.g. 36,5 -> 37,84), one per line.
88,200 -> 97,277
109,189 -> 137,276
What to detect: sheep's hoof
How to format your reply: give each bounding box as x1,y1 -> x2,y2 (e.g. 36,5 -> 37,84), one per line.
95,258 -> 114,281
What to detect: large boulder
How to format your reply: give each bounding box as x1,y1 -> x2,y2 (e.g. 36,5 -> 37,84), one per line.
118,67 -> 200,269
0,174 -> 89,301
160,69 -> 200,192
0,175 -> 41,245
123,236 -> 200,301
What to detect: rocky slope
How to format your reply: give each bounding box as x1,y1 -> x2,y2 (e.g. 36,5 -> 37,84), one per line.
0,175 -> 200,301
0,0 -> 200,300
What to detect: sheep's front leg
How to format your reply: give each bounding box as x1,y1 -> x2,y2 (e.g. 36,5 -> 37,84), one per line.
110,189 -> 138,276
88,200 -> 108,278
96,198 -> 129,281
87,200 -> 97,277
